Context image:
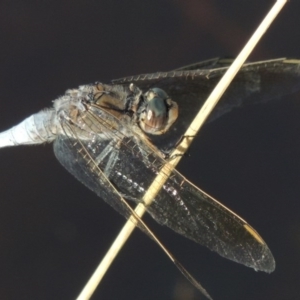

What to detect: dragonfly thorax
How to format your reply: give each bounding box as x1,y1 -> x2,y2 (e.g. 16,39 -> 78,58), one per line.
91,82 -> 178,136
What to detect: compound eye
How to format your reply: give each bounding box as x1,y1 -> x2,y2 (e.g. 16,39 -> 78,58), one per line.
140,88 -> 178,135
146,88 -> 169,102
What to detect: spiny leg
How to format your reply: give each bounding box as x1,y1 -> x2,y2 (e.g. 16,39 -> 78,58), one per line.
95,139 -> 120,177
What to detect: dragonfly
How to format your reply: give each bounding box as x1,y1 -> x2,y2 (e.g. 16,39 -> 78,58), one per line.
1,57 -> 300,296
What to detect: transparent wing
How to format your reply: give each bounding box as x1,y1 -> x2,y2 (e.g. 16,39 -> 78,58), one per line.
53,105 -> 136,221
53,101 -> 275,273
113,58 -> 300,151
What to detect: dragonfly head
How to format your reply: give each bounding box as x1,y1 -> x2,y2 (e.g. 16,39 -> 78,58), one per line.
139,88 -> 178,135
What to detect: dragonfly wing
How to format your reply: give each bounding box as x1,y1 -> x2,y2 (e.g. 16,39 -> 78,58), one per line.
148,169 -> 275,273
98,131 -> 275,273
52,66 -> 279,272
113,58 -> 300,152
54,135 -> 134,220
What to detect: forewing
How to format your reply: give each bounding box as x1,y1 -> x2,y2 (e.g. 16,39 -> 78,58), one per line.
113,58 -> 300,151
149,169 -> 275,272
101,133 -> 275,272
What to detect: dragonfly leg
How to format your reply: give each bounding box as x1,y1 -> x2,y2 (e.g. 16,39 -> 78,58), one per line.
161,134 -> 196,160
174,134 -> 196,148
95,140 -> 120,177
104,147 -> 119,177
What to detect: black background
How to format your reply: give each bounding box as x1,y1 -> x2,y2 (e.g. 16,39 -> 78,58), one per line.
0,1 -> 300,299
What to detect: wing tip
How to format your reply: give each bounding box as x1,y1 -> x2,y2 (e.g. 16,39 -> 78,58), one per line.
243,224 -> 276,273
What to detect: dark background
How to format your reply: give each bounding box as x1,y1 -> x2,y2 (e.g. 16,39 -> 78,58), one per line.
0,1 -> 300,299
